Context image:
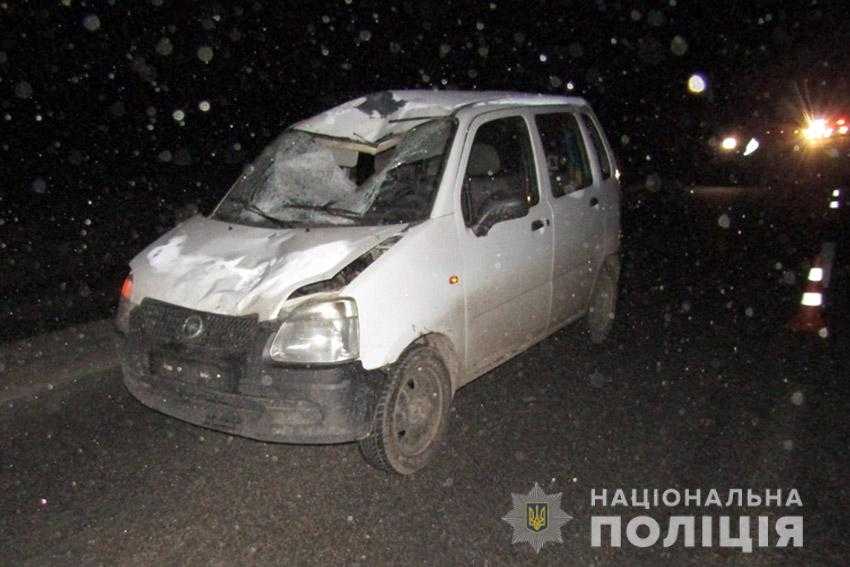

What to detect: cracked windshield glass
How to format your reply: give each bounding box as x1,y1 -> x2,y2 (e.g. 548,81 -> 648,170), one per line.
214,118 -> 454,227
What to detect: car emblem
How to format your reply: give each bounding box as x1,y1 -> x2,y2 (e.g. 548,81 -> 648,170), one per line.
179,315 -> 204,340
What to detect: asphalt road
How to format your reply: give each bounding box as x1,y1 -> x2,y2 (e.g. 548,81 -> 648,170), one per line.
2,185 -> 846,565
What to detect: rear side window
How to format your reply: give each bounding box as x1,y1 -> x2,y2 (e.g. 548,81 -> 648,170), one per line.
534,113 -> 592,197
581,114 -> 612,179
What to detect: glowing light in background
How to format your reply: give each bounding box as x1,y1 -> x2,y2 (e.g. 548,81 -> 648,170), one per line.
720,136 -> 738,151
687,73 -> 706,94
802,117 -> 832,141
743,137 -> 759,156
832,189 -> 840,197
802,292 -> 823,307
829,200 -> 840,209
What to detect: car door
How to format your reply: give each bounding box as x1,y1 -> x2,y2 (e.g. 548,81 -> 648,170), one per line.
531,110 -> 606,327
580,112 -> 622,250
457,111 -> 554,374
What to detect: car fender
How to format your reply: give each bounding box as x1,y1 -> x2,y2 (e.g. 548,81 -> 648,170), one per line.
346,215 -> 465,387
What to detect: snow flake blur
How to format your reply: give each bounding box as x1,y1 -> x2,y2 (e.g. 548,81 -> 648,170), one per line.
82,14 -> 101,32
197,46 -> 214,64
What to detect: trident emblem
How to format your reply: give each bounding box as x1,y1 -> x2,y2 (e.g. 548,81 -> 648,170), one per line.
527,503 -> 548,532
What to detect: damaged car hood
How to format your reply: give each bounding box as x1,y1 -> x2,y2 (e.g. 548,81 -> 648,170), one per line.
129,215 -> 404,319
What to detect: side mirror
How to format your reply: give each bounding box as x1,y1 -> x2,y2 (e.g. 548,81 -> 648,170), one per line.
472,197 -> 528,237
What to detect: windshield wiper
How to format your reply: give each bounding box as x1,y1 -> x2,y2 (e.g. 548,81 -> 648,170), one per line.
279,202 -> 362,221
231,195 -> 360,224
239,201 -> 294,228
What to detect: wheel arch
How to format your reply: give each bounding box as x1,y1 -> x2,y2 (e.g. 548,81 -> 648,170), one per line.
408,332 -> 463,394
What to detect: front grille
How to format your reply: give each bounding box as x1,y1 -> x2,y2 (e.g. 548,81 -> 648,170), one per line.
127,299 -> 263,395
130,298 -> 260,355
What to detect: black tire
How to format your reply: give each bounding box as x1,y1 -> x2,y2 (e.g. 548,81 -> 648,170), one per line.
359,345 -> 452,474
587,259 -> 619,344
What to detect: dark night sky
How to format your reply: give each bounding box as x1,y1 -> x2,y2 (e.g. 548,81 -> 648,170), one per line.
1,0 -> 849,335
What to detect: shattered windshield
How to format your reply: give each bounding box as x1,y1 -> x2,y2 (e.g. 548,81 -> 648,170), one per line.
214,118 -> 455,227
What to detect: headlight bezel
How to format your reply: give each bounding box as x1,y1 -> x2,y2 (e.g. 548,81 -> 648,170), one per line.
264,296 -> 360,365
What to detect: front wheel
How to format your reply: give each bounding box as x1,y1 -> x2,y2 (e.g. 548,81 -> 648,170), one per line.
586,258 -> 619,344
359,345 -> 452,474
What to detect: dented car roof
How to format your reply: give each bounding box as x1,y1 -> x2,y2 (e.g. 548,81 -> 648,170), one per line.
293,90 -> 588,146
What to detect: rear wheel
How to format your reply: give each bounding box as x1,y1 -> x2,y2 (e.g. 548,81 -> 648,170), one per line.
359,345 -> 452,474
587,259 -> 619,344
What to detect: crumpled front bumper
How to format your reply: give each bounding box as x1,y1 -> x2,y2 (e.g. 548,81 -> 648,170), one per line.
118,298 -> 383,444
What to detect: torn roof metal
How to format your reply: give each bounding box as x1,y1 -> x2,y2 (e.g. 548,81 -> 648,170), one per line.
293,90 -> 587,146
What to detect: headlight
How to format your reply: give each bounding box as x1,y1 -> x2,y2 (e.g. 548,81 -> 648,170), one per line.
266,298 -> 359,364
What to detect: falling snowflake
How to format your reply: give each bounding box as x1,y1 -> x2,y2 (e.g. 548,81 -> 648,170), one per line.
671,35 -> 688,56
82,14 -> 101,32
15,81 -> 33,99
197,45 -> 214,63
155,37 -> 173,56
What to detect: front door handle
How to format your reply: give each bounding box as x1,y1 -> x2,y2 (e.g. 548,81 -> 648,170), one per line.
589,197 -> 600,207
531,219 -> 549,231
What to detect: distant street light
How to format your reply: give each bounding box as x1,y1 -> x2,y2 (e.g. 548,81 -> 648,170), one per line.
802,117 -> 831,141
720,136 -> 738,151
687,73 -> 706,94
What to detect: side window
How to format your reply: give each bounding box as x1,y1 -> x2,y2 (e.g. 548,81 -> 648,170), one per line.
461,116 -> 539,227
582,114 -> 612,179
534,113 -> 592,197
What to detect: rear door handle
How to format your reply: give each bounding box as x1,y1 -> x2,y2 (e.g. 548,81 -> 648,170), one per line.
589,197 -> 600,207
531,219 -> 549,231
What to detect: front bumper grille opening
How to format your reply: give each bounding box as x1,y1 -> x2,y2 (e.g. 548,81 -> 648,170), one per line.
130,298 -> 261,355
